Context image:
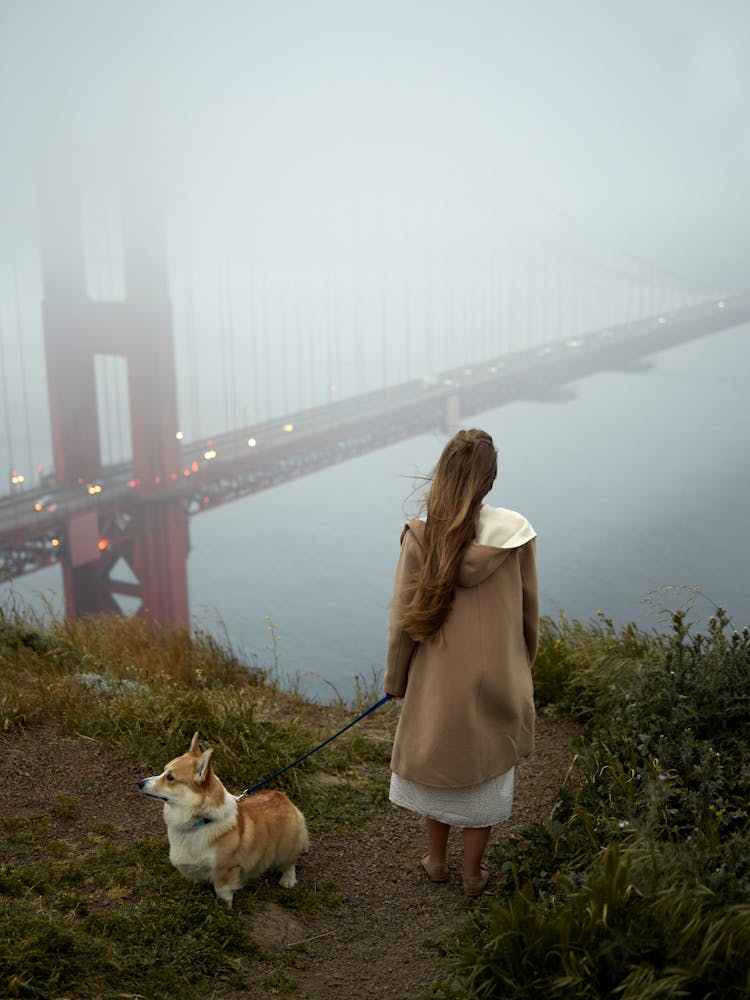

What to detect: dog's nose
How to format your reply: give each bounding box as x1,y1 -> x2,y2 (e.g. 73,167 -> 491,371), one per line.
137,779 -> 147,789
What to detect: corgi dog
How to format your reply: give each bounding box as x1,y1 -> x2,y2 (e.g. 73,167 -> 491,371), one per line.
138,732 -> 309,907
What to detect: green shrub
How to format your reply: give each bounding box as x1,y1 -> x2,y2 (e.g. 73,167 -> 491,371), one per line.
435,832 -> 750,1000
432,610 -> 750,998
533,611 -> 657,719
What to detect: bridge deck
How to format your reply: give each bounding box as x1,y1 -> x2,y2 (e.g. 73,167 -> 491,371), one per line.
2,294 -> 748,582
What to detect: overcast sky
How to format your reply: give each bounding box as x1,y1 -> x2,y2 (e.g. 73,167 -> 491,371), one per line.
1,0 -> 749,286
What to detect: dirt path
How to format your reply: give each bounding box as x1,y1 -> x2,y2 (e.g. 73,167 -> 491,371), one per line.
2,713 -> 578,999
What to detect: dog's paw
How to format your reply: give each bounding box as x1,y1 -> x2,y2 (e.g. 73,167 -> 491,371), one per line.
279,865 -> 297,889
214,885 -> 235,907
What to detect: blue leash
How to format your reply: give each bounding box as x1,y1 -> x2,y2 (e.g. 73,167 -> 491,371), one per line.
235,694 -> 393,800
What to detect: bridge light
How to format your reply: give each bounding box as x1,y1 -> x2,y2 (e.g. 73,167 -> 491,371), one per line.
464,368 -> 473,376
717,300 -> 726,309
176,431 -> 184,440
204,449 -> 217,460
248,437 -> 257,447
51,537 -> 60,547
657,316 -> 666,325
98,538 -> 109,551
282,423 -> 294,432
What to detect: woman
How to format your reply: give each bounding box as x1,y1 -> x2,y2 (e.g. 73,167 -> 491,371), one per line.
384,427 -> 538,896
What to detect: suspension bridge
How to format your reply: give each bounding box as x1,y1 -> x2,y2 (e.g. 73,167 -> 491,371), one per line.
1,168 -> 748,626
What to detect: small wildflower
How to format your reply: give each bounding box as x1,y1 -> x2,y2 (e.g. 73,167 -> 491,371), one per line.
618,820 -> 630,829
657,773 -> 667,782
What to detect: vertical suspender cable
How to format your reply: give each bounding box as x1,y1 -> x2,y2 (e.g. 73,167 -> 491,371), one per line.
218,260 -> 228,432
0,311 -> 15,479
380,258 -> 388,390
539,245 -> 549,347
334,269 -> 342,399
220,260 -> 236,431
295,268 -> 304,411
261,263 -> 271,420
303,266 -> 313,411
184,237 -> 201,441
227,264 -> 237,429
424,264 -> 434,378
402,264 -> 410,381
12,257 -> 34,480
279,269 -> 289,414
352,267 -> 363,397
222,259 -> 237,431
250,265 -> 259,424
325,269 -> 334,404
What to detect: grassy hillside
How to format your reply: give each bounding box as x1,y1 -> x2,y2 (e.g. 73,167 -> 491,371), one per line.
1,603 -> 748,998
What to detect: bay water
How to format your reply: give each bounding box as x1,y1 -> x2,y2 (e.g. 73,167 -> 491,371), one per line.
4,322 -> 749,701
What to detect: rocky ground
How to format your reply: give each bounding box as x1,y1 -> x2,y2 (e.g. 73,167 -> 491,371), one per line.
3,712 -> 579,999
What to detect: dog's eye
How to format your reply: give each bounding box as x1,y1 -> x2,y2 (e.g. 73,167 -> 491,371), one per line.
166,772 -> 175,782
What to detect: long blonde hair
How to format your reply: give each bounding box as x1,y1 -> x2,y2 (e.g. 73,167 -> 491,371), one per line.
402,428 -> 497,642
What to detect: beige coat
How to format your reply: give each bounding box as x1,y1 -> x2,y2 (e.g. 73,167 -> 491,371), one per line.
384,505 -> 538,789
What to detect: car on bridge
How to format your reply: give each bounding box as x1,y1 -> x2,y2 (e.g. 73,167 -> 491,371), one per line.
33,495 -> 61,514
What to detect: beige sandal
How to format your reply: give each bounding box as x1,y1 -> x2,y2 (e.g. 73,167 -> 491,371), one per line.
421,855 -> 449,883
462,868 -> 489,897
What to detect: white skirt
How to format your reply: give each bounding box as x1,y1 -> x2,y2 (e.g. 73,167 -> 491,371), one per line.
389,766 -> 515,827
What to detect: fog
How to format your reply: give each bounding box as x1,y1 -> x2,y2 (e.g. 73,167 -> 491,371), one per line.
1,1 -> 749,464
1,1 -> 749,686
3,3 -> 749,254
1,2 -> 749,432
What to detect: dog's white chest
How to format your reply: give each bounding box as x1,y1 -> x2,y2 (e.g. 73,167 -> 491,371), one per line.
168,829 -> 216,884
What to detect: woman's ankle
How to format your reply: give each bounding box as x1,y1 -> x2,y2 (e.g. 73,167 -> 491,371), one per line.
424,851 -> 447,866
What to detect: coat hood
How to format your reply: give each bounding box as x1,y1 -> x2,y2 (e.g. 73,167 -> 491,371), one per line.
406,505 -> 536,588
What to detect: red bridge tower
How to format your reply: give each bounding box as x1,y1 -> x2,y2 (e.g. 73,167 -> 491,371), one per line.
39,162 -> 190,626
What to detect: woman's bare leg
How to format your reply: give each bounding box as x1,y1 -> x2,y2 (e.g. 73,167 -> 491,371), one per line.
425,817 -> 450,865
462,826 -> 491,879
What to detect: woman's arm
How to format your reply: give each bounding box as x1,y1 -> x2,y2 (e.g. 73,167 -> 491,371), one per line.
384,526 -> 420,697
520,537 -> 539,665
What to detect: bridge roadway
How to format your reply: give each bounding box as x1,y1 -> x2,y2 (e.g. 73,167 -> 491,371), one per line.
1,292 -> 748,582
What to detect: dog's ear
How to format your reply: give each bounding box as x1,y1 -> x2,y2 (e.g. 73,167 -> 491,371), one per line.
189,732 -> 201,755
194,747 -> 214,785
